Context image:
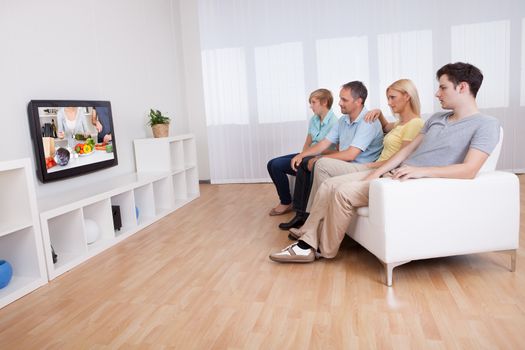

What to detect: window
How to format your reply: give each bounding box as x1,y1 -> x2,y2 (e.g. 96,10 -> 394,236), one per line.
201,47 -> 250,125
377,30 -> 434,115
451,20 -> 510,108
316,36 -> 370,114
254,42 -> 307,124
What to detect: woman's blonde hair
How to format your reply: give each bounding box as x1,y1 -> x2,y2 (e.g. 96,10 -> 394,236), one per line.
387,79 -> 421,116
309,88 -> 333,109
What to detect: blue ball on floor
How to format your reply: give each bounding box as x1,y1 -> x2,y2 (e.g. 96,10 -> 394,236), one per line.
0,260 -> 13,289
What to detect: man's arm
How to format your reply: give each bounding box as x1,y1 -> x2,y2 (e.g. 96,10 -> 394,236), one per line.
391,148 -> 489,180
319,146 -> 362,162
306,146 -> 362,171
366,140 -> 412,168
291,138 -> 332,170
365,134 -> 424,180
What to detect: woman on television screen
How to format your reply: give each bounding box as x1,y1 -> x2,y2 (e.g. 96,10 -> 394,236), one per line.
56,107 -> 89,146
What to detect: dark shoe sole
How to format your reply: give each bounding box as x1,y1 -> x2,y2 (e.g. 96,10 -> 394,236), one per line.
278,219 -> 305,231
288,230 -> 301,240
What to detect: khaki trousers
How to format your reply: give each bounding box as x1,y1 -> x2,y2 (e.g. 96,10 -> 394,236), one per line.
306,158 -> 369,212
299,170 -> 372,258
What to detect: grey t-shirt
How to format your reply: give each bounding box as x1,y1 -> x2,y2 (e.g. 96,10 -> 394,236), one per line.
403,111 -> 500,167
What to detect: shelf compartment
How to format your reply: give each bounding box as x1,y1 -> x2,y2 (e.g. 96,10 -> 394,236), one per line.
153,177 -> 174,215
0,227 -> 42,279
185,167 -> 200,198
172,172 -> 188,208
83,199 -> 114,252
46,209 -> 87,270
0,226 -> 47,307
182,138 -> 197,169
133,184 -> 156,225
110,190 -> 137,236
170,141 -> 184,172
0,167 -> 32,237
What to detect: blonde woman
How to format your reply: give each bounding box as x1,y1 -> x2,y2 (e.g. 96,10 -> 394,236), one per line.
363,78 -> 424,168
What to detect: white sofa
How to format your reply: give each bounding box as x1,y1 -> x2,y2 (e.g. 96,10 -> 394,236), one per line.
348,129 -> 520,286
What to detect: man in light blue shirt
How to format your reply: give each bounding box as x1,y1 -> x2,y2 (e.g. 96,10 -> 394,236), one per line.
279,81 -> 383,230
324,106 -> 383,163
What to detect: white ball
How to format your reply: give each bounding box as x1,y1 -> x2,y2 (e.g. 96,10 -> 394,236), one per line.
84,219 -> 100,244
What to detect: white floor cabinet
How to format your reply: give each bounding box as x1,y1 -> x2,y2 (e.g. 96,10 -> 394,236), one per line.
134,134 -> 199,206
0,158 -> 47,309
39,134 -> 199,280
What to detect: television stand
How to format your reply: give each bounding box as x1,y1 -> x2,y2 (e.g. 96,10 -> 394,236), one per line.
38,134 -> 199,280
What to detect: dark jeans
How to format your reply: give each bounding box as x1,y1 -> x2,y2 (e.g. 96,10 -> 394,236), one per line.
292,156 -> 315,215
267,153 -> 298,205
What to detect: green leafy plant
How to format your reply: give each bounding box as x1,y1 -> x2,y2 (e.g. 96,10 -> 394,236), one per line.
147,109 -> 171,126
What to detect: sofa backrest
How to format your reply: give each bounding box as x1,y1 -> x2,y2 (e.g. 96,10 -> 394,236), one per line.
478,127 -> 503,173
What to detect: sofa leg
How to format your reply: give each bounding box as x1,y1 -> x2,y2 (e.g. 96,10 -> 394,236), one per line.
383,261 -> 410,287
501,249 -> 517,272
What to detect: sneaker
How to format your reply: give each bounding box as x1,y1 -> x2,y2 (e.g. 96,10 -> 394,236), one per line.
269,242 -> 315,263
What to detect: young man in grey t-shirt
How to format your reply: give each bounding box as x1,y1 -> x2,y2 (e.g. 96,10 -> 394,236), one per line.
380,63 -> 499,181
269,62 -> 501,263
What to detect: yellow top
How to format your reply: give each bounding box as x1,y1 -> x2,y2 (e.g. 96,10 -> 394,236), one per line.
377,118 -> 424,162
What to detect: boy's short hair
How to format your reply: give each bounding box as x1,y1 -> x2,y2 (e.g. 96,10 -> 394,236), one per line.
436,62 -> 483,97
341,81 -> 368,105
309,89 -> 334,109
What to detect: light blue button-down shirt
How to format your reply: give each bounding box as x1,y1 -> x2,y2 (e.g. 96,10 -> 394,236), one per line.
325,108 -> 384,163
308,109 -> 338,145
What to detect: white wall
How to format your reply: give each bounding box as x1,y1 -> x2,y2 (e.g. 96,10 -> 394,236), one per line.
0,0 -> 194,196
177,0 -> 210,180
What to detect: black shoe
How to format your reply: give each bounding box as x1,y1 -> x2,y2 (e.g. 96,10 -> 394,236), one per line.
279,213 -> 307,230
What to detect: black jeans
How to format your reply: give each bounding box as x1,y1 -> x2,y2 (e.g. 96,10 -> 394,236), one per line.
292,156 -> 315,215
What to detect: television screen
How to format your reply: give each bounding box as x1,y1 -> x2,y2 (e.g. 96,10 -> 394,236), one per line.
28,100 -> 118,183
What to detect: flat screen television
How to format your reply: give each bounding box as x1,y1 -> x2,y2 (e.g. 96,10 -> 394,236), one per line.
28,100 -> 118,183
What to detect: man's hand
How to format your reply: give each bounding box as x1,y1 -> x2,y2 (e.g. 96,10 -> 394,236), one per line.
307,156 -> 320,171
103,134 -> 112,144
291,154 -> 303,171
391,165 -> 427,181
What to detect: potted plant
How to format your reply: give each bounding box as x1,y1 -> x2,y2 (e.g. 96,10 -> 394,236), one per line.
148,109 -> 171,138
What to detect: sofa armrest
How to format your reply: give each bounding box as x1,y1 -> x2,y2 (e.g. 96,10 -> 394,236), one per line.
366,171 -> 520,262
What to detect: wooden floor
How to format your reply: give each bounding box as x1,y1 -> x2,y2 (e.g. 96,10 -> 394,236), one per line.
1,176 -> 524,349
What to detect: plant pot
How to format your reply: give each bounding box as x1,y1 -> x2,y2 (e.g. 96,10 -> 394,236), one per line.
152,124 -> 169,138
0,260 -> 13,289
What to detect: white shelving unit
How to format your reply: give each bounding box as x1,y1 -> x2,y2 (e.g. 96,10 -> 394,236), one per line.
0,158 -> 47,309
134,134 -> 200,207
39,134 -> 199,280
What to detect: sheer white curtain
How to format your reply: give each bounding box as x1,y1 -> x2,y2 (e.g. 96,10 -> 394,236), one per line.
198,0 -> 525,183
